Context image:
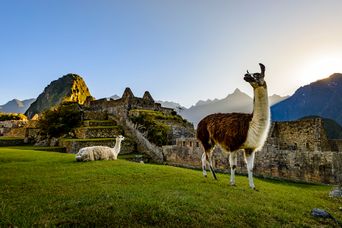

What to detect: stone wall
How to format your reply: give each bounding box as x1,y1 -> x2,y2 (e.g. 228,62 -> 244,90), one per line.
124,119 -> 164,163
329,140 -> 342,152
4,128 -> 27,138
253,145 -> 342,184
0,120 -> 28,136
269,118 -> 331,151
74,126 -> 123,139
163,119 -> 342,185
83,111 -> 108,120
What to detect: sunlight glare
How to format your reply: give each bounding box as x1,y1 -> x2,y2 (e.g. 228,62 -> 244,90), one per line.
297,53 -> 342,85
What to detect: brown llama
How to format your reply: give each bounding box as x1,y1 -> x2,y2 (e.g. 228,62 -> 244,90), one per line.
196,63 -> 270,190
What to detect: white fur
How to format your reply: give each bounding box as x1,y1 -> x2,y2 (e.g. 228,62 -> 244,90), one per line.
239,86 -> 270,189
75,135 -> 125,162
243,87 -> 271,151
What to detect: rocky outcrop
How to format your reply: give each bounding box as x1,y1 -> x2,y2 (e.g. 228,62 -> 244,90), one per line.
25,74 -> 93,119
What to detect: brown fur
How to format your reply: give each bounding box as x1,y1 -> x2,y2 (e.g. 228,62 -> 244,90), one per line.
197,113 -> 252,152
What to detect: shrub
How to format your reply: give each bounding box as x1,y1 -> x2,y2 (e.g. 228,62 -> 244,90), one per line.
129,110 -> 171,146
0,113 -> 27,121
38,102 -> 82,137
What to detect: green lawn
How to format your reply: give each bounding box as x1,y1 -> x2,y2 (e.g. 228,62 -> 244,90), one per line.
0,147 -> 341,227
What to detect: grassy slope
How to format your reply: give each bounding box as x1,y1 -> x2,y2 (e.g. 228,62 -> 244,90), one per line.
0,147 -> 341,227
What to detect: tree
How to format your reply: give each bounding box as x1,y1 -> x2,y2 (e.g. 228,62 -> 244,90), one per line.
38,102 -> 82,137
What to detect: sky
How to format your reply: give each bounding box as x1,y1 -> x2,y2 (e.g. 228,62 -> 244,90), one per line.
1,0 -> 342,107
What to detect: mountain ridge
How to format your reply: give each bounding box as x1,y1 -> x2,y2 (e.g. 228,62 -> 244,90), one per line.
178,89 -> 288,127
0,98 -> 35,114
271,73 -> 342,125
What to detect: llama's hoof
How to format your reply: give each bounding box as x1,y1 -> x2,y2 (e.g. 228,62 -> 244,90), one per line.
203,174 -> 207,178
230,183 -> 236,187
252,187 -> 259,191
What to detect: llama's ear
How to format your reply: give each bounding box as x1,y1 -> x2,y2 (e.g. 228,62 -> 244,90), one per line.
259,63 -> 265,77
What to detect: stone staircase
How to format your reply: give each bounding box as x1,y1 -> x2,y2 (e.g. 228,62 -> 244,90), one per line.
59,111 -> 135,154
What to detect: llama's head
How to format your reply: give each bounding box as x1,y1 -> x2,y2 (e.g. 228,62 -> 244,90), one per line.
116,135 -> 125,142
244,63 -> 266,88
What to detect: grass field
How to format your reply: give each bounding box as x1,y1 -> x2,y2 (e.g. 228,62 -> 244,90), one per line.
0,146 -> 341,227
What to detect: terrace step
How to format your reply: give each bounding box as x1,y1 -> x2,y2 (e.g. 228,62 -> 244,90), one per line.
74,126 -> 123,139
0,137 -> 26,146
83,120 -> 117,127
83,111 -> 108,120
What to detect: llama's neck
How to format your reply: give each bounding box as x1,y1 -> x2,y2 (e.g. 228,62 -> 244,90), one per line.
113,139 -> 122,155
244,85 -> 270,151
252,86 -> 270,124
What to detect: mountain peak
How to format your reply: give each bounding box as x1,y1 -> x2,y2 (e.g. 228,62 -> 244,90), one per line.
226,88 -> 250,100
329,73 -> 342,78
233,88 -> 242,93
0,98 -> 35,113
25,73 -> 93,118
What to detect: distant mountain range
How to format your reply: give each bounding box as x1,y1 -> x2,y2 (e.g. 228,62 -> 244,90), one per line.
0,98 -> 35,114
272,73 -> 342,125
156,100 -> 185,111
110,90 -> 288,127
3,72 -> 342,127
177,89 -> 288,127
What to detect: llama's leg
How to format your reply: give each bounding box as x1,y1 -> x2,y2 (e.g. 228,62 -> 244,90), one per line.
207,150 -> 217,180
229,151 -> 238,186
201,152 -> 207,177
244,149 -> 256,190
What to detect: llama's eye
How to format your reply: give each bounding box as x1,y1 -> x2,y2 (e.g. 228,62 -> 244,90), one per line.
253,73 -> 261,79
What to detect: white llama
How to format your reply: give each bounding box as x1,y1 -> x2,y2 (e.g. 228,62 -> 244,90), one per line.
75,135 -> 125,162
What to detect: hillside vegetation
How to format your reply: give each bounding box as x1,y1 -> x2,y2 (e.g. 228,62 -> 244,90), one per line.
0,112 -> 27,121
129,109 -> 194,146
0,147 -> 341,227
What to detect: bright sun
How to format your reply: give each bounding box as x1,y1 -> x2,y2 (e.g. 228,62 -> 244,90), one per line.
297,53 -> 342,85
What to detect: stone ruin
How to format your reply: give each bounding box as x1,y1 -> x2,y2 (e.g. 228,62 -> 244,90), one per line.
163,118 -> 342,185
84,87 -> 174,120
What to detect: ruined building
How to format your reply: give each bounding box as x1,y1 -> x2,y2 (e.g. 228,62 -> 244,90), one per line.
85,87 -> 174,119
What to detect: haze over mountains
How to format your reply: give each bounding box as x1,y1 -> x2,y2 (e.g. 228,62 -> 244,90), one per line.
0,98 -> 35,114
177,89 -> 288,127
